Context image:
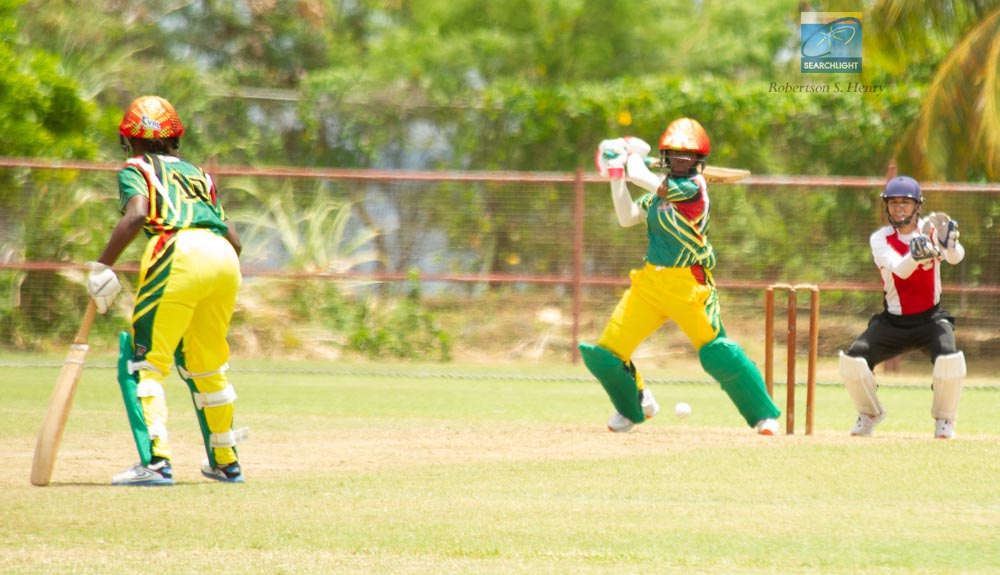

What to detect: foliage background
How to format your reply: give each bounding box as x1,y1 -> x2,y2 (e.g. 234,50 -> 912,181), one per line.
2,0 -> 999,359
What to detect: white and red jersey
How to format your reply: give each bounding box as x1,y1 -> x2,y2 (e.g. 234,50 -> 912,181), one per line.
869,219 -> 964,316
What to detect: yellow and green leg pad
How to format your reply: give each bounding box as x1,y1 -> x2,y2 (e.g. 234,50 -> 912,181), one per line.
174,347 -> 246,470
699,337 -> 780,427
117,331 -> 153,467
579,343 -> 644,423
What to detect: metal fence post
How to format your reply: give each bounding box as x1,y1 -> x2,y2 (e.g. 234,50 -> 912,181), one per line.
571,167 -> 585,364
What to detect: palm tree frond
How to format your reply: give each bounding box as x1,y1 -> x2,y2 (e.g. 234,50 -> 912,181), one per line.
896,6 -> 1000,180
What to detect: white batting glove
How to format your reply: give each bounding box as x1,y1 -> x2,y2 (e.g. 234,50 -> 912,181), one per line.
621,136 -> 651,158
909,235 -> 941,262
598,138 -> 627,154
606,152 -> 626,179
595,139 -> 628,179
86,262 -> 121,314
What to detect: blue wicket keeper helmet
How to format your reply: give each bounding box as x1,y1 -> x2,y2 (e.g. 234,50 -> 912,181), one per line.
881,176 -> 923,227
881,176 -> 923,203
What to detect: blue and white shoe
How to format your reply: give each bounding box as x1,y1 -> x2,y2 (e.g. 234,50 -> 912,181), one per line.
201,460 -> 244,483
112,458 -> 174,486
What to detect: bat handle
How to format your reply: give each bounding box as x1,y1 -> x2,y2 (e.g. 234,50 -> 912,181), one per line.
75,300 -> 98,345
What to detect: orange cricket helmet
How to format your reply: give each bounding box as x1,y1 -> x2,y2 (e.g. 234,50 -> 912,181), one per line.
659,117 -> 710,155
118,96 -> 184,140
659,118 -> 710,177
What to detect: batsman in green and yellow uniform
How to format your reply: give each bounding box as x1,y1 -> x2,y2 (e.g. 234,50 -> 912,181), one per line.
583,118 -> 781,434
86,96 -> 247,485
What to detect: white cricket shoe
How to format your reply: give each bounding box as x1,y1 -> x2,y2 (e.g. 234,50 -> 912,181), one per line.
607,411 -> 636,433
640,389 -> 660,419
607,389 -> 660,433
112,459 -> 174,486
850,411 -> 886,437
935,419 -> 956,439
755,418 -> 779,435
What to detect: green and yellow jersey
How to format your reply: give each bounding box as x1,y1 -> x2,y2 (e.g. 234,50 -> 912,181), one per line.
636,174 -> 716,271
118,154 -> 228,238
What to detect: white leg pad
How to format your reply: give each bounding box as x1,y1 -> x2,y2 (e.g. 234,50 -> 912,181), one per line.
839,351 -> 884,417
136,380 -> 165,399
135,381 -> 167,440
178,362 -> 230,380
210,427 -> 250,448
147,423 -> 169,441
192,384 -> 237,410
931,351 -> 965,421
128,360 -> 163,376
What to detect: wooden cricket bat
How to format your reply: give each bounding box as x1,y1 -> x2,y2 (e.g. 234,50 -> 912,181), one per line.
701,165 -> 752,183
30,300 -> 97,486
644,158 -> 751,183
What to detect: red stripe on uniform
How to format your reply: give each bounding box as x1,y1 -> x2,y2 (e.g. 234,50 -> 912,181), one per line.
886,231 -> 936,314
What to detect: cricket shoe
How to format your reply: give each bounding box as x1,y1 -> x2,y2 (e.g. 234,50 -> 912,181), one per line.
935,419 -> 956,439
755,418 -> 779,436
607,389 -> 660,433
850,411 -> 886,437
112,458 -> 174,486
201,459 -> 244,483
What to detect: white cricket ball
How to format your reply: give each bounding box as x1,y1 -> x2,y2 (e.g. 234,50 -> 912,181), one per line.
674,402 -> 692,419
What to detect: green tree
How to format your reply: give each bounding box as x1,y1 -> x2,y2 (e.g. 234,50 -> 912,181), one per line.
0,0 -> 106,343
843,0 -> 1000,287
1,0 -> 95,158
860,0 -> 1000,181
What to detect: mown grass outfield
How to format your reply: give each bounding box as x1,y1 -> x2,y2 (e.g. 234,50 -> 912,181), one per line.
2,354 -> 1000,574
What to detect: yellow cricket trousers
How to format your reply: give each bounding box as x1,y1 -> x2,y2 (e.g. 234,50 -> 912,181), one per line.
132,228 -> 242,465
598,263 -> 723,362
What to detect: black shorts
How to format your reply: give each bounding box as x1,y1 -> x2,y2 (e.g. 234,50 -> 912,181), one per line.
845,304 -> 958,369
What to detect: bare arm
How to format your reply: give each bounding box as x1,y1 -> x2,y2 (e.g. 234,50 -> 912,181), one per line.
225,224 -> 242,257
96,195 -> 148,266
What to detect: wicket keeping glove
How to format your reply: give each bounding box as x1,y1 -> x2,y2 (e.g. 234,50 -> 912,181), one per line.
86,262 -> 121,313
909,235 -> 941,262
929,212 -> 960,250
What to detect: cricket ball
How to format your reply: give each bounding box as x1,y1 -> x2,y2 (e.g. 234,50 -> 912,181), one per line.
674,402 -> 692,419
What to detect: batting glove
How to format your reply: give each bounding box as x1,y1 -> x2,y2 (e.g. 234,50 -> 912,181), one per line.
622,136 -> 651,158
909,235 -> 941,262
595,139 -> 628,179
86,262 -> 121,314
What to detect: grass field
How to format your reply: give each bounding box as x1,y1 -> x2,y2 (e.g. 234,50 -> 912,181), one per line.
3,354 -> 1000,574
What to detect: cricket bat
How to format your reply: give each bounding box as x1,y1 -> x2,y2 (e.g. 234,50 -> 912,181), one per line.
644,158 -> 752,183
701,165 -> 752,183
30,300 -> 97,486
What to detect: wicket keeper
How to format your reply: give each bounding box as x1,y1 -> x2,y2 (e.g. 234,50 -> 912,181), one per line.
839,176 -> 967,438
